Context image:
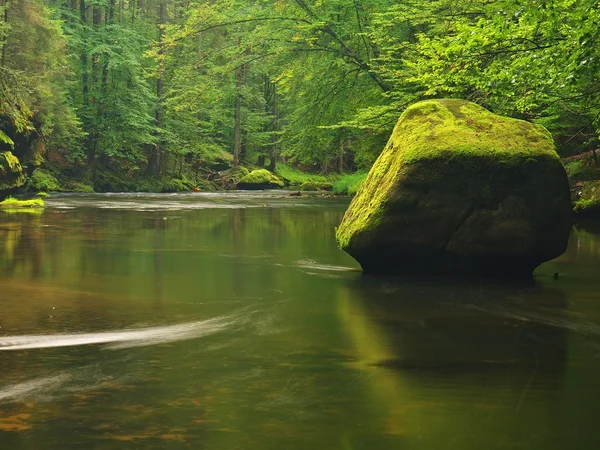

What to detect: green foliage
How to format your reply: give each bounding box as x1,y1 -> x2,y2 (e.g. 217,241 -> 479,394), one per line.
70,182 -> 95,193
574,182 -> 600,217
6,0 -> 600,189
0,129 -> 14,147
155,178 -> 194,193
564,160 -> 600,183
0,0 -> 82,166
333,172 -> 368,196
27,169 -> 60,192
402,0 -> 600,143
0,151 -> 26,190
92,168 -> 195,193
276,163 -> 335,186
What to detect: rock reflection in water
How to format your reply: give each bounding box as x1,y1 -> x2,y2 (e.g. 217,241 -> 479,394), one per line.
338,278 -> 568,448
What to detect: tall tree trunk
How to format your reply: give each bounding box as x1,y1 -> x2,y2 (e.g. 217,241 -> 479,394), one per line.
86,4 -> 102,161
100,0 -> 115,114
338,138 -> 345,173
79,0 -> 93,163
233,63 -> 242,168
150,0 -> 166,175
130,0 -> 135,24
268,82 -> 278,172
79,0 -> 88,107
91,6 -> 102,93
239,45 -> 251,161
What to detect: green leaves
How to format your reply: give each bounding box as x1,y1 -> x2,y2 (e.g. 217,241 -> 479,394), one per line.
0,130 -> 14,147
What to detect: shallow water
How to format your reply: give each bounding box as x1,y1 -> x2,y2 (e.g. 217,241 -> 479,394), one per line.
1,193 -> 600,449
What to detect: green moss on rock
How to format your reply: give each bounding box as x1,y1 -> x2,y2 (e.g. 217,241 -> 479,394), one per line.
0,196 -> 45,209
0,151 -> 26,191
300,181 -> 333,191
336,99 -> 572,277
237,169 -> 284,190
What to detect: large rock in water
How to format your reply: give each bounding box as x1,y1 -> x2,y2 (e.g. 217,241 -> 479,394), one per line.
336,99 -> 572,277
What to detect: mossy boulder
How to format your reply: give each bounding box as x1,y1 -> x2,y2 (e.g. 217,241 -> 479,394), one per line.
300,181 -> 333,191
237,169 -> 284,190
27,169 -> 61,192
0,151 -> 26,191
336,99 -> 572,277
573,181 -> 600,217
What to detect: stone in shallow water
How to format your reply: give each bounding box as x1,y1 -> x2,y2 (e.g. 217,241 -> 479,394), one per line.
336,99 -> 572,277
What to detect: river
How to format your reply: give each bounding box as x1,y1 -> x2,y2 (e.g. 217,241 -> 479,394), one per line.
1,192 -> 599,449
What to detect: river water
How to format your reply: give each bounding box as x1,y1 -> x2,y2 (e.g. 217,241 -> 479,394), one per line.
0,193 -> 599,449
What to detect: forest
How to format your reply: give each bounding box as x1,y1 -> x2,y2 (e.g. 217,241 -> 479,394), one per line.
1,0 -> 599,194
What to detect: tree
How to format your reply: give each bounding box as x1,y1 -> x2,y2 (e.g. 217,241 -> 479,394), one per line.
0,0 -> 80,171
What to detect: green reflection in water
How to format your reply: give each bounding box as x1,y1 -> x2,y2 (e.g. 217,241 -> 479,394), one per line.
0,193 -> 599,449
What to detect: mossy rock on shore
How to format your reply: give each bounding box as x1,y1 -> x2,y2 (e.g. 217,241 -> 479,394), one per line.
573,181 -> 600,217
237,169 -> 284,190
0,197 -> 45,209
0,151 -> 26,191
300,181 -> 333,191
336,99 -> 572,277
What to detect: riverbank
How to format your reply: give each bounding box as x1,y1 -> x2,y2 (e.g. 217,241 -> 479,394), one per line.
564,156 -> 600,218
3,163 -> 368,198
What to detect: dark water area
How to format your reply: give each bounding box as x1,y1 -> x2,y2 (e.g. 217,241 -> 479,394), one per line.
0,192 -> 599,449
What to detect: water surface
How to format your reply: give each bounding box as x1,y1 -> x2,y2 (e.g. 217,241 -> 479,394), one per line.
1,193 -> 600,449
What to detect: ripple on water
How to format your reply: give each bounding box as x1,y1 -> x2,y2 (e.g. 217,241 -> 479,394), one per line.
44,192 -> 330,211
0,309 -> 255,351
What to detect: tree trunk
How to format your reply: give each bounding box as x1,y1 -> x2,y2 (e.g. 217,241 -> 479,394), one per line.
91,6 -> 102,97
79,0 -> 88,108
239,45 -> 251,161
233,62 -> 242,168
150,0 -> 166,175
100,0 -> 115,114
268,81 -> 278,172
338,138 -> 345,173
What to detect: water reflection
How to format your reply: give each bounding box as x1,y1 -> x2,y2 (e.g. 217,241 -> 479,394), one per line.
337,279 -> 572,447
0,194 -> 599,449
